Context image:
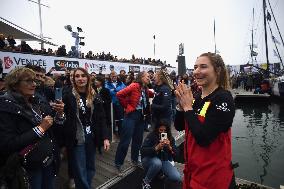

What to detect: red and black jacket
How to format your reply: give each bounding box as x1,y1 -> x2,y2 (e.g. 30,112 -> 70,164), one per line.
175,88 -> 235,189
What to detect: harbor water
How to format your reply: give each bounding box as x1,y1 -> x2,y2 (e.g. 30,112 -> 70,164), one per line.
232,99 -> 284,188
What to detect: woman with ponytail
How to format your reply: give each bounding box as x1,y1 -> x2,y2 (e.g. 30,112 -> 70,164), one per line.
175,53 -> 236,189
151,69 -> 175,126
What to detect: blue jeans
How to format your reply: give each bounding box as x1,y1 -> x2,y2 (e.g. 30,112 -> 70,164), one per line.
142,157 -> 182,183
28,164 -> 55,189
115,110 -> 144,166
69,135 -> 96,189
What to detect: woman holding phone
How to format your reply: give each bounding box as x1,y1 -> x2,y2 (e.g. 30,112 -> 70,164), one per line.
141,120 -> 181,189
63,67 -> 110,189
174,52 -> 236,189
0,67 -> 64,189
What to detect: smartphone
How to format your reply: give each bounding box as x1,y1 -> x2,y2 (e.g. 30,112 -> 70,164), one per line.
161,132 -> 167,141
54,88 -> 63,101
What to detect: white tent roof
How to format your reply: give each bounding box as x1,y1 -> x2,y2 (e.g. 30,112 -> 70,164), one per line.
0,17 -> 57,46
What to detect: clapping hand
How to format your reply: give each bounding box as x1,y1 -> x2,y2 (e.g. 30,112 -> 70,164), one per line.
175,82 -> 193,112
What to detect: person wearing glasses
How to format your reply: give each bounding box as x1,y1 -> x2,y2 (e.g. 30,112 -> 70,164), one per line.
0,67 -> 65,189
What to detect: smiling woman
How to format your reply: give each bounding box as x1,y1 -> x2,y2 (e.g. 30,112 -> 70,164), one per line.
4,67 -> 36,93
0,67 -> 57,189
175,52 -> 236,189
62,67 -> 110,189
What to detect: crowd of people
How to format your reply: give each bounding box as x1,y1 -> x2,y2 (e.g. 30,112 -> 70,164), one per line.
230,71 -> 271,94
0,33 -> 168,67
0,52 -> 237,189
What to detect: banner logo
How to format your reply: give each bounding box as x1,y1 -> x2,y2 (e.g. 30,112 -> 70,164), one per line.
129,65 -> 140,73
54,60 -> 79,71
4,57 -> 13,69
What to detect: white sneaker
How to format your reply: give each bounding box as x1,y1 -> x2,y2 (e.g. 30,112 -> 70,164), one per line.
142,179 -> 151,189
68,179 -> 75,189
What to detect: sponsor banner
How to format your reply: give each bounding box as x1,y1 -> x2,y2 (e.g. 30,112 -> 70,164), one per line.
0,51 -> 48,73
0,51 -> 177,74
54,60 -> 79,71
129,65 -> 140,73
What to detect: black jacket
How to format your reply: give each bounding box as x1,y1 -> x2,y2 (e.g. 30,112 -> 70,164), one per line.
174,88 -> 235,147
141,132 -> 177,162
0,92 -> 52,167
151,84 -> 172,124
94,87 -> 112,129
63,91 -> 109,149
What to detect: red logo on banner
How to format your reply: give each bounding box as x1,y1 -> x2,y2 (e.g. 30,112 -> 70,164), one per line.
4,57 -> 13,69
85,63 -> 89,70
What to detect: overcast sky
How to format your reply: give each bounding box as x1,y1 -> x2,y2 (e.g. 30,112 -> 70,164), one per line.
1,0 -> 284,68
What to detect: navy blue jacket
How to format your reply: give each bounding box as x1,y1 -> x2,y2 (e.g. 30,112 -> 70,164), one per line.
151,84 -> 172,124
141,132 -> 177,162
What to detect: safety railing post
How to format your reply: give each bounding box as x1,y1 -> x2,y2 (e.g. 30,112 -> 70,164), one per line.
110,102 -> 114,142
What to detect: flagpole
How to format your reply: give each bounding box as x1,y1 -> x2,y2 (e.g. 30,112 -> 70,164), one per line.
27,0 -> 50,50
153,35 -> 156,57
251,8 -> 255,64
214,19 -> 217,54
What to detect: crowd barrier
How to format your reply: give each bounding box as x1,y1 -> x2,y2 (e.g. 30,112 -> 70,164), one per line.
0,50 -> 177,74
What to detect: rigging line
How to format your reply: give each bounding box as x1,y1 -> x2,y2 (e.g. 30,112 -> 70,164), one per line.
267,0 -> 284,49
267,21 -> 283,67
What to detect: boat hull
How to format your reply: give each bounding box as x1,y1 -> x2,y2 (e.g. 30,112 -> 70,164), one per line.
271,81 -> 284,98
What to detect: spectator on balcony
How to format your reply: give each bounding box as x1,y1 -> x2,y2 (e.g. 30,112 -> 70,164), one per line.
7,35 -> 16,48
86,51 -> 93,59
57,45 -> 67,56
68,46 -> 79,58
20,41 -> 33,53
47,48 -> 54,55
105,52 -> 113,61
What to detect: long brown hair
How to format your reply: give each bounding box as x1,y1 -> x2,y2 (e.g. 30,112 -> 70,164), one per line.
72,67 -> 95,108
199,52 -> 230,90
156,69 -> 175,90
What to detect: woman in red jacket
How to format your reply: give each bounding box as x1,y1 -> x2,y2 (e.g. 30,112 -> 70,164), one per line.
114,71 -> 154,174
174,52 -> 236,189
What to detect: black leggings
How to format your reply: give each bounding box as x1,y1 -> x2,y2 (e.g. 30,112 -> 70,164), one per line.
229,174 -> 237,189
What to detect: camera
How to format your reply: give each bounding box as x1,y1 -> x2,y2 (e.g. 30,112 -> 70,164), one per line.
161,133 -> 167,141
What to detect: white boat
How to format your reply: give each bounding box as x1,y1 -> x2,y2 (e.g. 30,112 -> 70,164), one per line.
270,75 -> 284,98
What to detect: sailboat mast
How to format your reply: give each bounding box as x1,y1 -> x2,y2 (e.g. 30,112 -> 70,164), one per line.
263,0 -> 270,77
251,8 -> 254,64
214,19 -> 217,54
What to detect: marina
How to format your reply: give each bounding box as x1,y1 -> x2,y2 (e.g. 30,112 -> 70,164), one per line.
57,98 -> 284,189
231,89 -> 271,101
1,0 -> 284,188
